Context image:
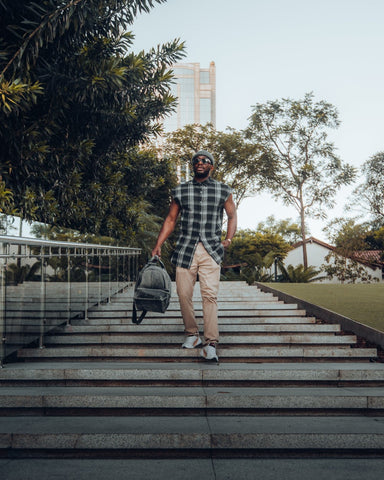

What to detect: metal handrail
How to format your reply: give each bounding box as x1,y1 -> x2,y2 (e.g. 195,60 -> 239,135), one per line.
0,235 -> 141,366
0,235 -> 141,255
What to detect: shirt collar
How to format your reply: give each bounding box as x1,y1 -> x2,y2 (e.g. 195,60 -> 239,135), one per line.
192,177 -> 213,186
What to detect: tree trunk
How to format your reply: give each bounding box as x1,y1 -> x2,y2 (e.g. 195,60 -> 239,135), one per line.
300,207 -> 308,269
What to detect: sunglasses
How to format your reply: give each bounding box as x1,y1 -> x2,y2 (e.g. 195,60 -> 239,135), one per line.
192,157 -> 212,165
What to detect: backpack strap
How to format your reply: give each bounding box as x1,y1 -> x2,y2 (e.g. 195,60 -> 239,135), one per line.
132,303 -> 147,325
150,255 -> 166,269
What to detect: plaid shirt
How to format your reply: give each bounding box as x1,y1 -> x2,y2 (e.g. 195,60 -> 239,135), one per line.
171,177 -> 232,269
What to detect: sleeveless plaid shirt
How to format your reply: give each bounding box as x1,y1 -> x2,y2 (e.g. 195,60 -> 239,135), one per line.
171,177 -> 232,269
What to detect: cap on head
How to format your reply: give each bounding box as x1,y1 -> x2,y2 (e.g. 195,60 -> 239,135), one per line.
191,150 -> 214,166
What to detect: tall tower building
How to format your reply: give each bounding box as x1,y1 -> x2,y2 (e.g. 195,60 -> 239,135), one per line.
163,61 -> 216,132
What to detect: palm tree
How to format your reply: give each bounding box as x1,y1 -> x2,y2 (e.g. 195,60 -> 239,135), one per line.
240,252 -> 276,285
277,263 -> 325,283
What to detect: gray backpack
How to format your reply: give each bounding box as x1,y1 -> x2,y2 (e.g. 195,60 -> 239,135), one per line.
132,256 -> 172,324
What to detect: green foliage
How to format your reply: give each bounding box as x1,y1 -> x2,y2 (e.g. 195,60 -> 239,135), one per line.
0,0 -> 184,242
322,252 -> 378,284
256,215 -> 302,245
245,92 -> 356,267
6,261 -> 41,285
0,181 -> 14,213
351,151 -> 384,227
240,251 -> 275,285
222,229 -> 291,284
369,227 -> 384,251
161,123 -> 260,207
225,229 -> 291,265
322,218 -> 383,283
324,218 -> 370,253
278,263 -> 324,283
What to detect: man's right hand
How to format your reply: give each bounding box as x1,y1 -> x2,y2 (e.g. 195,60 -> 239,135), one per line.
151,246 -> 161,258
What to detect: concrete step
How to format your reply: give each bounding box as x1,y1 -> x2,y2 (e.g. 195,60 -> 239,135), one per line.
1,362 -> 384,387
59,323 -> 341,333
73,315 -> 315,325
16,345 -> 378,362
1,386 -> 384,414
89,303 -> 297,313
2,281 -> 383,463
4,301 -> 288,313
2,458 -> 384,480
43,333 -> 357,345
1,415 -> 384,457
0,362 -> 384,386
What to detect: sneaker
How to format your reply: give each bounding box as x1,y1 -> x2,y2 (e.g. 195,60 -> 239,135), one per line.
200,343 -> 219,362
182,335 -> 202,349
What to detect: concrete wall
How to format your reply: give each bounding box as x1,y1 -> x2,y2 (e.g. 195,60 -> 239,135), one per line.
284,242 -> 382,283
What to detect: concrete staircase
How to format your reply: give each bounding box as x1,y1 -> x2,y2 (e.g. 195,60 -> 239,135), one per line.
1,281 -> 384,462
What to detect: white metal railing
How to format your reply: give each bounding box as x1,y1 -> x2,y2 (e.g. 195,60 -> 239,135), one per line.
0,235 -> 141,366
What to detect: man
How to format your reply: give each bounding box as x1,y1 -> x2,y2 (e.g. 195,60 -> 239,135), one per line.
152,150 -> 237,361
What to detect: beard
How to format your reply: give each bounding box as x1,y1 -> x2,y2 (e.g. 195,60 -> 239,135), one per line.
193,168 -> 210,180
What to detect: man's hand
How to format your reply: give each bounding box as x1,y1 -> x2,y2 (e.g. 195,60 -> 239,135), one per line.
151,246 -> 161,258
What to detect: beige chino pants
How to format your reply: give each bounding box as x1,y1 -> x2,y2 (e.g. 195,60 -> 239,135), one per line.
176,242 -> 221,344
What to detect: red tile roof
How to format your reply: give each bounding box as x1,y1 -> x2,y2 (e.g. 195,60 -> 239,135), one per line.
352,250 -> 384,266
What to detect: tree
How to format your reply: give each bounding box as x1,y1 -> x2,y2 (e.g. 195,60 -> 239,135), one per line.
256,215 -> 302,245
322,253 -> 377,284
351,152 -> 384,226
278,263 -> 324,283
0,0 -> 183,240
161,123 -> 260,207
245,93 -> 356,268
322,217 -> 381,283
224,229 -> 291,267
239,251 -> 276,285
221,229 -> 290,283
324,218 -> 370,253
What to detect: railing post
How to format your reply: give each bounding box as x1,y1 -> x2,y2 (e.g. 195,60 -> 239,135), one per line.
39,245 -> 46,349
108,248 -> 112,303
85,249 -> 89,321
0,242 -> 7,367
98,250 -> 102,305
66,248 -> 71,326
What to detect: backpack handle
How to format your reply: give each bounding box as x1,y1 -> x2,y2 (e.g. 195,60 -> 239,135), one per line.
132,303 -> 147,325
149,255 -> 166,270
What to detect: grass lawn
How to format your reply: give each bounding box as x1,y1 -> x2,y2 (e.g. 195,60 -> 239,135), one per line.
263,283 -> 384,333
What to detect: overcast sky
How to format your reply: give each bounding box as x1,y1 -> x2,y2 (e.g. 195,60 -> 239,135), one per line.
132,0 -> 383,241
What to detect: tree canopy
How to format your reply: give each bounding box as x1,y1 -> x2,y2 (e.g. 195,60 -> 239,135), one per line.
0,0 -> 183,241
351,152 -> 384,227
256,215 -> 302,245
160,123 -> 260,207
224,229 -> 291,265
245,92 -> 356,268
222,228 -> 291,283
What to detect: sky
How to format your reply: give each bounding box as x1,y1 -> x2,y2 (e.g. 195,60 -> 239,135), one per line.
131,0 -> 384,241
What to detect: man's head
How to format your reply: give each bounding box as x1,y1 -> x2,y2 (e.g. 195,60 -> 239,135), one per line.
191,150 -> 214,180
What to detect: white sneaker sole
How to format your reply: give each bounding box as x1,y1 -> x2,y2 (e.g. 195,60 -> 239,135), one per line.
200,348 -> 219,362
182,337 -> 202,349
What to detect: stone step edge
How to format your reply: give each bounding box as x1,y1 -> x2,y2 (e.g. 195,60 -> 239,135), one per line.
1,388 -> 384,409
17,346 -> 377,359
1,416 -> 384,450
1,366 -> 383,382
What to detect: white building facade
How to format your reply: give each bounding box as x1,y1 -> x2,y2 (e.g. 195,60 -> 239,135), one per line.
283,237 -> 382,283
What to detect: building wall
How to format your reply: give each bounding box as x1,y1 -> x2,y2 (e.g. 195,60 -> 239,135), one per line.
163,61 -> 216,132
284,242 -> 382,283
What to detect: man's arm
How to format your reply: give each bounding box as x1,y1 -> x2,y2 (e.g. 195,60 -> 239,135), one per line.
222,194 -> 237,249
151,199 -> 180,257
